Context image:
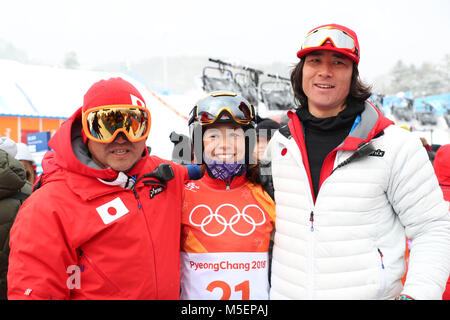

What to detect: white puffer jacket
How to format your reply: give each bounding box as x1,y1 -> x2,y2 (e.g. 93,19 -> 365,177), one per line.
266,102 -> 450,300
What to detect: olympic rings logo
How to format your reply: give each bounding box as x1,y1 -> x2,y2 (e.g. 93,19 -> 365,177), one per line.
189,203 -> 266,237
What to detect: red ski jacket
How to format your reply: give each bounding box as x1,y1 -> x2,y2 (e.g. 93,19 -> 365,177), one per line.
181,173 -> 275,300
434,144 -> 450,300
7,107 -> 188,300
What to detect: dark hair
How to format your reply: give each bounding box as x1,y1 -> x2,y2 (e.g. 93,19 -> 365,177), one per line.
290,57 -> 372,109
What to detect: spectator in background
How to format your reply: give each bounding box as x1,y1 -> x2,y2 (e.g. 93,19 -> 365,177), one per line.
0,137 -> 32,300
254,116 -> 281,161
0,137 -> 17,158
15,143 -> 37,184
433,144 -> 450,300
419,137 -> 436,163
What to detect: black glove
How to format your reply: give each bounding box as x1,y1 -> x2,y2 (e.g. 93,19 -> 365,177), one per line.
257,160 -> 274,200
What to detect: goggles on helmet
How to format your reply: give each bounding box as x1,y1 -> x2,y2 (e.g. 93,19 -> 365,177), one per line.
189,92 -> 255,126
301,26 -> 359,59
82,105 -> 151,143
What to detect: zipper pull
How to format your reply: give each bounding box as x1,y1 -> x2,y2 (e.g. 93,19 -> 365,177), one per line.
132,188 -> 143,210
310,211 -> 314,232
226,180 -> 230,190
78,249 -> 84,272
377,248 -> 385,269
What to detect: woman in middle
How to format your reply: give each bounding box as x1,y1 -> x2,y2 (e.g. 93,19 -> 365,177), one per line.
180,92 -> 275,300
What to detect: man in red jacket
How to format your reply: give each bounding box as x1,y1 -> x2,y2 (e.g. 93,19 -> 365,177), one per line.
434,144 -> 450,300
7,77 -> 189,299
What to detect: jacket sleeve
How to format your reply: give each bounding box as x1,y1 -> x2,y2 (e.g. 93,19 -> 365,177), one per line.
7,192 -> 77,300
387,134 -> 450,300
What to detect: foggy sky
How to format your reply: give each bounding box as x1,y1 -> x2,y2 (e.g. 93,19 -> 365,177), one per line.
1,0 -> 449,82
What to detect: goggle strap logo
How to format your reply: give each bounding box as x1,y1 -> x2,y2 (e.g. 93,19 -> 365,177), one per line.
130,94 -> 146,108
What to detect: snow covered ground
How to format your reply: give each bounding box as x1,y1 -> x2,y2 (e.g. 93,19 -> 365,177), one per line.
143,90 -> 201,159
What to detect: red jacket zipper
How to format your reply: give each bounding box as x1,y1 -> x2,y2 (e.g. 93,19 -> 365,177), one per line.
132,185 -> 159,299
310,211 -> 314,232
377,248 -> 385,269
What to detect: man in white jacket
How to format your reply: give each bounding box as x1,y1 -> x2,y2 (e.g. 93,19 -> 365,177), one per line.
266,23 -> 450,300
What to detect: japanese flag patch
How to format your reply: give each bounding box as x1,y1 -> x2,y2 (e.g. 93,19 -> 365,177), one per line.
96,197 -> 130,225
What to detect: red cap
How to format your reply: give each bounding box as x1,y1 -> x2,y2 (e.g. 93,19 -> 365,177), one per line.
81,77 -> 147,143
297,24 -> 360,65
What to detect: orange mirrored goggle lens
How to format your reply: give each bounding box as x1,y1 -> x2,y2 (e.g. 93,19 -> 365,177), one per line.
194,97 -> 254,126
197,106 -> 253,125
302,27 -> 358,58
82,105 -> 151,143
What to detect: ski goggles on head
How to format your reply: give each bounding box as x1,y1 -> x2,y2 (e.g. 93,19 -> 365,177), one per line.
82,105 -> 151,143
189,92 -> 255,126
300,26 -> 359,59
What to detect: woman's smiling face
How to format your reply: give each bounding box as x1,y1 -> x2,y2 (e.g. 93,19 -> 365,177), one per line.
203,123 -> 246,163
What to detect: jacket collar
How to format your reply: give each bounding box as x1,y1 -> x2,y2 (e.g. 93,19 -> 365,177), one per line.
201,169 -> 248,190
340,101 -> 393,149
286,101 -> 394,151
282,101 -> 394,204
40,155 -> 154,201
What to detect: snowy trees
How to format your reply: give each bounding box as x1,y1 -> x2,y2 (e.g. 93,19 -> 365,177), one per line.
381,55 -> 450,97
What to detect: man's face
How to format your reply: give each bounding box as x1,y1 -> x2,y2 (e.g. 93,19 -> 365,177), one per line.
87,133 -> 146,172
302,50 -> 353,118
20,160 -> 36,184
